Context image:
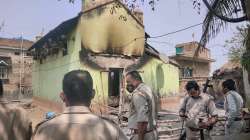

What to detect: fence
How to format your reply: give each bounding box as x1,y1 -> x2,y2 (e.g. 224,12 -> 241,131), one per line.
3,88 -> 33,100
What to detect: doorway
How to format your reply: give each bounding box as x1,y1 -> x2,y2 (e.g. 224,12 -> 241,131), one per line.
108,68 -> 123,107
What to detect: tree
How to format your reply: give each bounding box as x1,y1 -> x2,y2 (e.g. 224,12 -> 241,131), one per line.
242,27 -> 250,75
192,0 -> 250,82
224,25 -> 249,62
199,0 -> 248,45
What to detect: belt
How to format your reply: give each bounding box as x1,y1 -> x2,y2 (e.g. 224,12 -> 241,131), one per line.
234,118 -> 242,121
131,129 -> 155,134
189,127 -> 201,131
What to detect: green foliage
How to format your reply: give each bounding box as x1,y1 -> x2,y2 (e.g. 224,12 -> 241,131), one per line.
242,52 -> 250,70
241,27 -> 250,71
224,25 -> 249,62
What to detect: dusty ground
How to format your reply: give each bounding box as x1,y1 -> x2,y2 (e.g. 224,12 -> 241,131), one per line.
25,102 -> 58,128
23,98 -> 247,140
160,96 -> 182,111
24,96 -> 182,129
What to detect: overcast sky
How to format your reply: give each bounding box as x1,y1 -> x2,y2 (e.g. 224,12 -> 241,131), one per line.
0,0 -> 244,73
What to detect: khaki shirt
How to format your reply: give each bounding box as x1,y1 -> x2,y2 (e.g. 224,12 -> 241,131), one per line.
0,99 -> 32,140
33,106 -> 128,140
179,93 -> 218,128
128,83 -> 157,130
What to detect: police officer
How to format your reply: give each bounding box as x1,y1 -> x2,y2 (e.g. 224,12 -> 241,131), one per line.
179,80 -> 218,140
126,71 -> 157,140
222,79 -> 244,136
33,70 -> 128,140
0,79 -> 32,140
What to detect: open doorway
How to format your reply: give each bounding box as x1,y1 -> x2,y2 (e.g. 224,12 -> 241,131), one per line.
108,68 -> 123,107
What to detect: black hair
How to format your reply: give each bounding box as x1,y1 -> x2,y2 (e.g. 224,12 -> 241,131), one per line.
222,79 -> 236,91
0,79 -> 3,97
126,71 -> 142,82
185,80 -> 200,91
63,70 -> 93,105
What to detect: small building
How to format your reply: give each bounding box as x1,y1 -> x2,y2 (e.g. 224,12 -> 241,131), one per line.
28,0 -> 180,112
0,37 -> 33,97
170,41 -> 215,93
208,61 -> 243,106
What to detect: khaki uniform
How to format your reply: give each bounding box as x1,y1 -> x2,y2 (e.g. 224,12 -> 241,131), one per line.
179,93 -> 218,140
224,90 -> 244,137
128,83 -> 158,140
0,98 -> 32,140
33,106 -> 128,140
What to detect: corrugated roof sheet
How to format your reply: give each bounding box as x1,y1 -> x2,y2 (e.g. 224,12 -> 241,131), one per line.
28,15 -> 80,51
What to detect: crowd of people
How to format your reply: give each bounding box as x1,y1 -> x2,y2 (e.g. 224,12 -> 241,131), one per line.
0,70 -> 245,140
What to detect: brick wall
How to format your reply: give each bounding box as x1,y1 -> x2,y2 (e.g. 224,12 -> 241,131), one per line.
176,42 -> 211,59
0,38 -> 33,98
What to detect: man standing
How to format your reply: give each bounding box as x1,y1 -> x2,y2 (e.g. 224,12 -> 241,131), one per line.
222,79 -> 244,136
126,71 -> 157,140
179,81 -> 218,140
0,79 -> 32,140
33,70 -> 128,140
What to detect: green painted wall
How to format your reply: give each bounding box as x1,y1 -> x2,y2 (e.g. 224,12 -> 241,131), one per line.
32,25 -> 109,104
138,58 -> 179,97
32,29 -> 80,102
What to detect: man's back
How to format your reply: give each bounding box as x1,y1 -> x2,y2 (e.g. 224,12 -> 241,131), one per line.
33,106 -> 128,140
224,90 -> 244,119
0,102 -> 32,140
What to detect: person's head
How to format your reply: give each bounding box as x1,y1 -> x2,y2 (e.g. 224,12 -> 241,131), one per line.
125,71 -> 142,93
185,80 -> 200,99
222,79 -> 236,94
60,70 -> 95,107
0,79 -> 3,98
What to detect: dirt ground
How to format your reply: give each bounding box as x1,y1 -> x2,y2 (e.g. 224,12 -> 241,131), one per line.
24,96 -> 182,129
25,102 -> 57,128
23,97 -> 242,140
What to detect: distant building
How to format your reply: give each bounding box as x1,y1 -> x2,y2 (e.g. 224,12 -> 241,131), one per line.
0,37 -> 33,96
170,41 -> 215,93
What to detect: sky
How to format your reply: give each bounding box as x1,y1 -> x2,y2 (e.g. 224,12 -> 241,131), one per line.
0,0 -> 244,73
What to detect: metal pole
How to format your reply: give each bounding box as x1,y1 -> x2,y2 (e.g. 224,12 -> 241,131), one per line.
19,35 -> 23,96
118,68 -> 126,125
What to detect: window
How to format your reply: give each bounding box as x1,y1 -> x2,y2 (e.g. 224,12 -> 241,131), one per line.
62,46 -> 68,56
0,66 -> 8,79
181,67 -> 193,78
14,52 -> 20,55
176,47 -> 184,55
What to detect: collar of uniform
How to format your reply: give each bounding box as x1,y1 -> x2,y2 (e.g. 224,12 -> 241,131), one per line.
134,83 -> 144,93
227,90 -> 234,94
63,106 -> 91,114
192,92 -> 203,99
199,92 -> 206,98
